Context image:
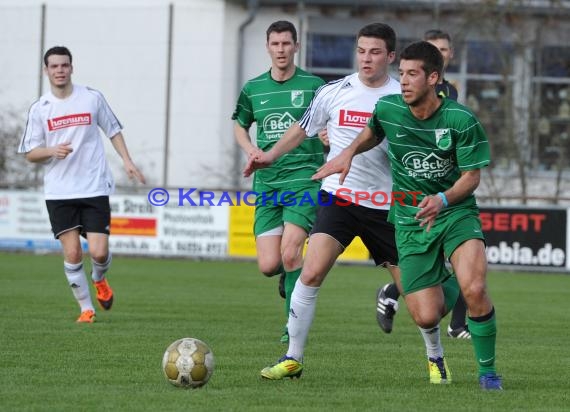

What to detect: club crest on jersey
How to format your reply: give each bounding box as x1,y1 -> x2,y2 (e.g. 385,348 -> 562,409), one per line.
291,91 -> 304,108
435,128 -> 451,150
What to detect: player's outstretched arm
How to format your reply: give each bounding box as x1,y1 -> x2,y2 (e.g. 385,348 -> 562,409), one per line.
234,122 -> 258,158
312,126 -> 377,184
110,132 -> 146,184
242,122 -> 307,177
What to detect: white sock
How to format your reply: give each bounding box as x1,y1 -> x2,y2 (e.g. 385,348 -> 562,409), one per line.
418,325 -> 444,359
91,253 -> 112,282
64,261 -> 94,312
286,278 -> 320,362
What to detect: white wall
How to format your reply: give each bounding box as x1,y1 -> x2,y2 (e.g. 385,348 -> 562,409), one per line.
47,4 -> 170,186
0,4 -> 42,113
168,0 -> 229,189
0,0 -> 316,191
0,0 -> 268,190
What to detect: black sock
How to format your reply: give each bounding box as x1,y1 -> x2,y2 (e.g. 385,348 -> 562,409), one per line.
384,283 -> 400,300
449,292 -> 468,329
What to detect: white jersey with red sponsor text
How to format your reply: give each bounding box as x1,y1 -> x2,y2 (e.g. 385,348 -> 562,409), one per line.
299,73 -> 400,209
18,84 -> 122,200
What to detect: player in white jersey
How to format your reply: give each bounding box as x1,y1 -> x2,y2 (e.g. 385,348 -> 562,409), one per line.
302,72 -> 399,210
18,46 -> 145,323
244,23 -> 446,382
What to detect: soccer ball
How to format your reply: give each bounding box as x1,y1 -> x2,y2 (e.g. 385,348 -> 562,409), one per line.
162,337 -> 215,388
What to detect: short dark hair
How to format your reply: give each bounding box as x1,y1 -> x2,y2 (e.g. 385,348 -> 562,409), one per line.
357,23 -> 396,53
400,41 -> 443,79
266,20 -> 297,43
43,46 -> 72,66
423,29 -> 452,44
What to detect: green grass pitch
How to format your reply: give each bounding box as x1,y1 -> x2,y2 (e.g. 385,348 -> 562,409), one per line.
1,252 -> 569,411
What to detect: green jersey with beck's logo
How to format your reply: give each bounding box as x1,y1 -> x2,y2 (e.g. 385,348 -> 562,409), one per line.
368,94 -> 490,230
232,67 -> 325,191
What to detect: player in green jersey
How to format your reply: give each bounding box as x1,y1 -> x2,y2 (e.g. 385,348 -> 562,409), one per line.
232,20 -> 325,344
377,29 -> 470,340
314,41 -> 502,390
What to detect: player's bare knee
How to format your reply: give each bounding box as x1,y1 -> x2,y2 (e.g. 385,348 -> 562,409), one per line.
89,251 -> 109,264
258,261 -> 282,277
88,249 -> 107,263
281,258 -> 301,271
281,255 -> 301,272
420,318 -> 440,328
280,245 -> 302,270
461,280 -> 487,303
300,271 -> 322,287
409,306 -> 441,328
63,249 -> 83,264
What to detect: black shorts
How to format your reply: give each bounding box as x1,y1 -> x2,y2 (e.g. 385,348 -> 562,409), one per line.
311,191 -> 398,266
45,196 -> 111,239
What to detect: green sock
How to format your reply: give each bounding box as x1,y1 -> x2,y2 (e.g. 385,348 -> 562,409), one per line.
442,274 -> 460,314
284,268 -> 302,318
467,309 -> 497,377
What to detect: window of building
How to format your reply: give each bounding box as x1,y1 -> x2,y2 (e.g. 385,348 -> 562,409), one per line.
540,46 -> 570,78
534,84 -> 570,170
464,79 -> 514,168
466,40 -> 513,75
305,33 -> 355,81
304,22 -> 570,173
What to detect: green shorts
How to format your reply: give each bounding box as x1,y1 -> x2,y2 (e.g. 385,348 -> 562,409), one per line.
253,185 -> 319,237
397,210 -> 485,295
